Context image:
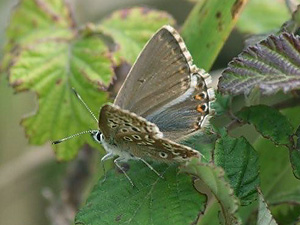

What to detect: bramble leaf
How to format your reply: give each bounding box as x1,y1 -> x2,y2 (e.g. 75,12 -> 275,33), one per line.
75,162 -> 205,225
2,0 -> 75,70
214,132 -> 259,205
237,105 -> 294,146
181,159 -> 241,225
7,0 -> 114,160
219,33 -> 300,95
99,7 -> 176,64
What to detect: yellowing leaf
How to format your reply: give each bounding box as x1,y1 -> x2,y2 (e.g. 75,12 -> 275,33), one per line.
7,0 -> 114,160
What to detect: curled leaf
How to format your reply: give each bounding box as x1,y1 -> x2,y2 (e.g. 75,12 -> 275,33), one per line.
181,159 -> 241,225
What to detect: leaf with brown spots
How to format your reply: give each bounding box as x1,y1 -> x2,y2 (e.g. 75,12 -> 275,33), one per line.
5,0 -> 114,160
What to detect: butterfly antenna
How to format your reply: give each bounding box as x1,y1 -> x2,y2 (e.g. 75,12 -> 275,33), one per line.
72,88 -> 98,123
52,130 -> 97,144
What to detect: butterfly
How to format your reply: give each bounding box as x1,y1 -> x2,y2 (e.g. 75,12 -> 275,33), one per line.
53,25 -> 215,185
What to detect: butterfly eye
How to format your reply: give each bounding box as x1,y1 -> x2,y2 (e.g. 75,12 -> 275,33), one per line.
92,131 -> 102,143
96,132 -> 101,141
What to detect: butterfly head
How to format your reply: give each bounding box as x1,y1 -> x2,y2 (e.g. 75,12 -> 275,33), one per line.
91,130 -> 103,144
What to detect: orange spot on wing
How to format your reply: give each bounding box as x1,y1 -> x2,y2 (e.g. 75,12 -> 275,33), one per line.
197,105 -> 204,113
194,95 -> 202,100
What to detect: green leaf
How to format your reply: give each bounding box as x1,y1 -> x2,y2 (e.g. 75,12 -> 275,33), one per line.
289,125 -> 300,179
75,162 -> 205,225
99,7 -> 176,64
257,188 -> 278,225
269,188 -> 300,204
181,0 -> 248,70
219,33 -> 300,96
214,132 -> 259,205
244,86 -> 261,106
256,137 -> 300,204
237,0 -> 290,34
7,0 -> 114,160
212,92 -> 231,116
237,105 -> 294,146
272,204 -> 300,225
181,159 -> 241,225
239,106 -> 300,222
179,129 -> 217,162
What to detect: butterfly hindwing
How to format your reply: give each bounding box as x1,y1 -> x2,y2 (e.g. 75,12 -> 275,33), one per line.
115,132 -> 201,163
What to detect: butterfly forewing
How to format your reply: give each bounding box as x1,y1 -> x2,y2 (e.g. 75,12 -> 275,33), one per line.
114,26 -> 192,116
99,104 -> 162,141
99,104 -> 201,162
113,25 -> 215,142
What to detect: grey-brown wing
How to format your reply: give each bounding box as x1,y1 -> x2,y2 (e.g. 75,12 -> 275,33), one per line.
114,25 -> 194,116
115,132 -> 201,163
98,104 -> 201,162
98,103 -> 162,141
113,25 -> 215,141
145,70 -> 215,141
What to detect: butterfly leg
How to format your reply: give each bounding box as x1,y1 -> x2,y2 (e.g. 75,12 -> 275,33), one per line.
100,152 -> 114,183
138,158 -> 164,179
114,157 -> 135,187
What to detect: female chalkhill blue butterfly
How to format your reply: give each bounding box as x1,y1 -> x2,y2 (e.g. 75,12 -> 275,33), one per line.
54,25 -> 215,185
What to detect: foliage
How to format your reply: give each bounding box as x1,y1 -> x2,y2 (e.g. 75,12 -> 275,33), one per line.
76,162 -> 205,225
2,0 -> 300,224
